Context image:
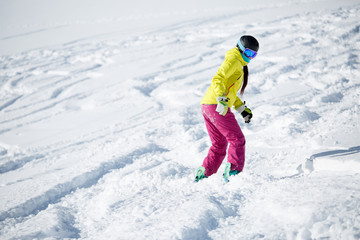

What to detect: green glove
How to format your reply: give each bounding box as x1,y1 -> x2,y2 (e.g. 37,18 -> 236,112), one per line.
216,96 -> 229,116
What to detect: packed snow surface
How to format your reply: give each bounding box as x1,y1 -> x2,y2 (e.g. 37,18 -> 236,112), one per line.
1,0 -> 360,239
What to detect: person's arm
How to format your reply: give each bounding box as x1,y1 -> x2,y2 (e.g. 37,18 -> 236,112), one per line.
212,59 -> 236,97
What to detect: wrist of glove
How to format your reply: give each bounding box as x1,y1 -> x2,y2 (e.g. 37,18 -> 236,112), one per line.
236,102 -> 253,123
215,96 -> 229,116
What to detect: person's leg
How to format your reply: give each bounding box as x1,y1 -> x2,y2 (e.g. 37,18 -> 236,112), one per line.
201,105 -> 228,176
220,113 -> 246,172
225,127 -> 246,172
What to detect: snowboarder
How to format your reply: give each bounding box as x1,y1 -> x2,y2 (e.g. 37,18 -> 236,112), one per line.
195,35 -> 259,182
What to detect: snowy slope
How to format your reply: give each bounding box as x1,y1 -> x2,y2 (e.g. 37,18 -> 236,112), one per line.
1,0 -> 360,239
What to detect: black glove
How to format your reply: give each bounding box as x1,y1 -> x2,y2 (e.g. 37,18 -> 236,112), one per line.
236,102 -> 253,123
241,107 -> 253,123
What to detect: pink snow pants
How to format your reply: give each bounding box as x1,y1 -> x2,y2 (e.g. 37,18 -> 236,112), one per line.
201,104 -> 246,176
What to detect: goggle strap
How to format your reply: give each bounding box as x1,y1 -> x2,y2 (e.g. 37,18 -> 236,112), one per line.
237,39 -> 246,52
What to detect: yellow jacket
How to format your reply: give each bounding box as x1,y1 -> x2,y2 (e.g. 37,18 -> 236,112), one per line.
200,47 -> 248,110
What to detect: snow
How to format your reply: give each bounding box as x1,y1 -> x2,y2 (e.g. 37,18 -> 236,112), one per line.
1,0 -> 360,239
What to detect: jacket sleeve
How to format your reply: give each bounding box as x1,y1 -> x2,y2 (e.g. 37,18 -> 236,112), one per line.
233,96 -> 244,110
211,59 -> 237,97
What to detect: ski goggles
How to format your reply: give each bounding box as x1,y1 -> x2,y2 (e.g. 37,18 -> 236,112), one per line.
237,40 -> 257,59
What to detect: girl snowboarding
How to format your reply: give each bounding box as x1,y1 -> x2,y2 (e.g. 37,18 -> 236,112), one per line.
195,35 -> 259,182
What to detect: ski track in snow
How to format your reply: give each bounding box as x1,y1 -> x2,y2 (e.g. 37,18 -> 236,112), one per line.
1,1 -> 360,239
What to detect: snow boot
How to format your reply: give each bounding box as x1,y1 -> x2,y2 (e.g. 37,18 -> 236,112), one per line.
194,166 -> 208,182
223,162 -> 241,182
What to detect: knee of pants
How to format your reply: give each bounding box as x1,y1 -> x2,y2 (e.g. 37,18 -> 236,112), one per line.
228,134 -> 246,146
212,140 -> 228,152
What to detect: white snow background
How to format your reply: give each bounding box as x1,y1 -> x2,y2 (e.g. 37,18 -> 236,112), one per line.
1,0 -> 360,239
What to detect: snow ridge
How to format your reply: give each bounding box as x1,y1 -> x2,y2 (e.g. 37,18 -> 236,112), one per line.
0,144 -> 167,222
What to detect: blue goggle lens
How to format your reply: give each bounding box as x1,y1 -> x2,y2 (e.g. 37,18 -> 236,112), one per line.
243,48 -> 257,59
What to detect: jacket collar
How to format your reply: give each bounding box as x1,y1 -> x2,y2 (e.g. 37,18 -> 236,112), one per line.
232,47 -> 249,66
